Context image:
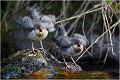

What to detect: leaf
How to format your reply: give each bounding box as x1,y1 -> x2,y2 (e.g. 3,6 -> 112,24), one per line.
106,0 -> 113,4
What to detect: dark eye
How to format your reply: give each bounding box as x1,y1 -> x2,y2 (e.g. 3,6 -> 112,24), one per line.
75,41 -> 77,44
37,27 -> 39,29
39,29 -> 42,32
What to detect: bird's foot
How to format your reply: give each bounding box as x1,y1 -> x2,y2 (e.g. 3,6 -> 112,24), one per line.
29,50 -> 37,56
65,65 -> 72,70
74,64 -> 82,71
38,48 -> 44,51
38,48 -> 47,56
28,53 -> 36,56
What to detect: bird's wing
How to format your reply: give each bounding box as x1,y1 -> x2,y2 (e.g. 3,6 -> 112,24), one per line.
45,22 -> 55,32
56,36 -> 71,48
16,16 -> 35,31
27,7 -> 40,20
39,15 -> 56,22
72,33 -> 89,46
39,15 -> 56,32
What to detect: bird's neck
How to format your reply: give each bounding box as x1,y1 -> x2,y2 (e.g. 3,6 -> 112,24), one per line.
58,27 -> 67,36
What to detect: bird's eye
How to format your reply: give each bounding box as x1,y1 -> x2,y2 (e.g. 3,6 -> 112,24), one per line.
37,27 -> 39,29
39,29 -> 42,32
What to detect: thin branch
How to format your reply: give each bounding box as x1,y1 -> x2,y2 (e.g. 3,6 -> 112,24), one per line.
55,3 -> 107,24
75,19 -> 120,62
87,13 -> 97,36
82,15 -> 86,37
66,1 -> 90,34
56,0 -> 70,20
39,1 -> 53,13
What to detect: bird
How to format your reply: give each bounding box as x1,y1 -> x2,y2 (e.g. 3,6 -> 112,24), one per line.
55,24 -> 88,69
16,8 -> 56,56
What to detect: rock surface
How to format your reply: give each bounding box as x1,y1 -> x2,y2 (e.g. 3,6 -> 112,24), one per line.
1,49 -> 47,78
1,49 -> 82,79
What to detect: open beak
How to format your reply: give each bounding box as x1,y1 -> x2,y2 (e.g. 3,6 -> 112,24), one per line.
37,29 -> 43,37
77,43 -> 81,47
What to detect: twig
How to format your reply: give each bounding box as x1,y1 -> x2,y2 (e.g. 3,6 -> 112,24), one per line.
39,1 -> 53,13
75,19 -> 120,62
55,4 -> 108,24
98,23 -> 104,63
82,15 -> 86,37
63,1 -> 86,27
87,13 -> 97,36
66,1 -> 90,34
56,0 -> 70,21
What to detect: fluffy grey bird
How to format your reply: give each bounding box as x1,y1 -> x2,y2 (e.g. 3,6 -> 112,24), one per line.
55,24 -> 88,69
16,8 -> 56,56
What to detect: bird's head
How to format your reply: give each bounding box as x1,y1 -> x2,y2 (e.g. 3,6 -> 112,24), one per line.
72,33 -> 89,46
73,41 -> 84,53
36,26 -> 48,39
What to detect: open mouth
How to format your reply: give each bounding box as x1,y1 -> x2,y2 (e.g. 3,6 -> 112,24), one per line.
37,32 -> 43,37
77,44 -> 80,47
39,29 -> 42,32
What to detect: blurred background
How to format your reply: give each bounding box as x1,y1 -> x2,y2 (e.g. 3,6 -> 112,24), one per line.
1,1 -> 119,69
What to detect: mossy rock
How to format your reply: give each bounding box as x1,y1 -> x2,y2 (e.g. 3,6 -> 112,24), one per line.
1,49 -> 48,78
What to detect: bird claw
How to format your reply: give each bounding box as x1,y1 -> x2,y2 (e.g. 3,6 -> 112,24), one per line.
31,50 -> 36,53
65,65 -> 72,70
74,64 -> 82,71
38,48 -> 47,56
65,63 -> 82,71
29,52 -> 36,56
38,48 -> 44,51
29,50 -> 37,56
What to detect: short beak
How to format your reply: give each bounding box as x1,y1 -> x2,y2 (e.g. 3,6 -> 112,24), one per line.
37,32 -> 43,37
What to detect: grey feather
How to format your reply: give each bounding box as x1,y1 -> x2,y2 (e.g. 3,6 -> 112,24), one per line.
56,36 -> 71,48
72,33 -> 89,46
57,25 -> 67,36
16,16 -> 35,32
39,15 -> 56,22
39,15 -> 56,32
27,8 -> 40,20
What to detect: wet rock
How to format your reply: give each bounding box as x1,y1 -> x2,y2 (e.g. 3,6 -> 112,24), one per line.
1,49 -> 47,78
1,49 -> 118,79
1,49 -> 83,79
